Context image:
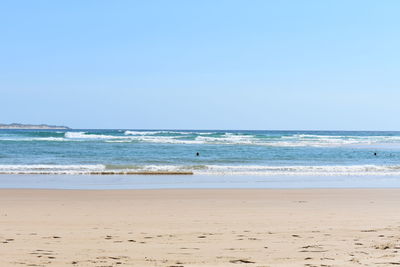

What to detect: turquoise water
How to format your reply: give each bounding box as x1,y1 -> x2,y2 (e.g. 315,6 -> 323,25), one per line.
1,129 -> 400,176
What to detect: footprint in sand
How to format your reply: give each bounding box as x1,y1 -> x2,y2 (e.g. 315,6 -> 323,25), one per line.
230,259 -> 255,264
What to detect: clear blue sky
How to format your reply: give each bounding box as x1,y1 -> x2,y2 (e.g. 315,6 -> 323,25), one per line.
1,0 -> 399,130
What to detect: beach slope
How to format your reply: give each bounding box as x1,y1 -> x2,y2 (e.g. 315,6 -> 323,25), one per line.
0,189 -> 400,266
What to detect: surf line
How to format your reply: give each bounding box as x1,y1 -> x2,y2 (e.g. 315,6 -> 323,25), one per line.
0,171 -> 194,175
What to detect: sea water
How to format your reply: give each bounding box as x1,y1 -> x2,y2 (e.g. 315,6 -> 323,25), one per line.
1,129 -> 400,188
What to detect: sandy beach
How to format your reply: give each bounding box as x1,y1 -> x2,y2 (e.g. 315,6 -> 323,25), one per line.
1,189 -> 400,266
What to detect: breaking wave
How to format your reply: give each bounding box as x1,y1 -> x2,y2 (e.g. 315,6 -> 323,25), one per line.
2,130 -> 400,148
2,164 -> 400,176
64,132 -> 123,140
62,131 -> 400,147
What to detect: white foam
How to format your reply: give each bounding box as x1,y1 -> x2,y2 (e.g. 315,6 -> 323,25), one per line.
273,134 -> 400,147
0,164 -> 105,174
195,134 -> 256,145
124,130 -> 214,136
0,137 -> 66,142
3,131 -> 400,147
0,164 -> 104,170
124,130 -> 164,135
33,137 -> 66,141
119,135 -> 202,144
1,164 -> 400,176
65,132 -> 127,140
197,164 -> 400,176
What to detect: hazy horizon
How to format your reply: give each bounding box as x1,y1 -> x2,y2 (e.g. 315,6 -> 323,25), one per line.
3,122 -> 400,132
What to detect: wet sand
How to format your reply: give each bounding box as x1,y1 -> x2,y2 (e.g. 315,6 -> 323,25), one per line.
1,189 -> 400,266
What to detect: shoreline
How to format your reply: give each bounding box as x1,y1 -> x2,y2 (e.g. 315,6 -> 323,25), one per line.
1,188 -> 400,266
0,174 -> 400,190
0,171 -> 194,175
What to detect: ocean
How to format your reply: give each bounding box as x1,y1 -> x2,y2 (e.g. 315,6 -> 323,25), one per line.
1,129 -> 400,177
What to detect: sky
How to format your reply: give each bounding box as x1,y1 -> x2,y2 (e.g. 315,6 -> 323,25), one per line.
0,0 -> 399,130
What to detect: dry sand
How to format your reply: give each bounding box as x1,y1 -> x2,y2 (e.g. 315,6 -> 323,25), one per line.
1,189 -> 400,266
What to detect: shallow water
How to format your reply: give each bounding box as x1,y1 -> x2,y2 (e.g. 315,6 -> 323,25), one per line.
0,174 -> 399,189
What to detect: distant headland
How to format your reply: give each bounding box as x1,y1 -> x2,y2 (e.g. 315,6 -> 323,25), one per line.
0,123 -> 70,130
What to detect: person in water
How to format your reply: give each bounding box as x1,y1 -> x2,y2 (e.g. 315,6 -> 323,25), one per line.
196,152 -> 200,156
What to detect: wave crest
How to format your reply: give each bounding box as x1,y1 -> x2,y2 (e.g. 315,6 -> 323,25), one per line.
3,130 -> 400,147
